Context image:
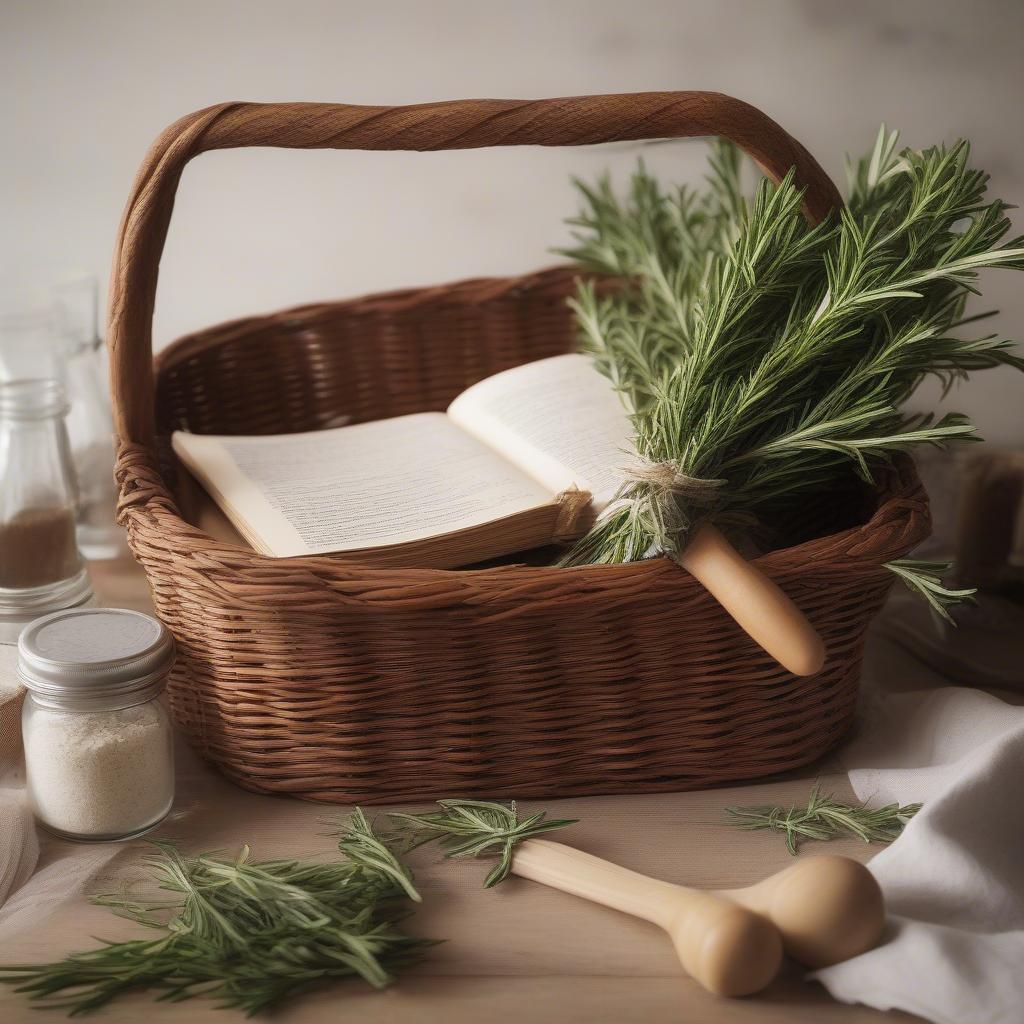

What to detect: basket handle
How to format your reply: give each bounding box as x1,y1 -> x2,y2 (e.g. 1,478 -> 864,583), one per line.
108,91 -> 841,445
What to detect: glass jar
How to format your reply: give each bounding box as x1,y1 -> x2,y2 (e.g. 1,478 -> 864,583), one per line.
0,273 -> 124,560
0,378 -> 88,589
18,608 -> 176,842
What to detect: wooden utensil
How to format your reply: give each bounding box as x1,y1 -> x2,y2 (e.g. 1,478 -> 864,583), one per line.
718,853 -> 885,968
678,522 -> 825,676
511,840 -> 884,996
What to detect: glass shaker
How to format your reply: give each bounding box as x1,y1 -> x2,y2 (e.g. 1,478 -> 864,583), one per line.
0,379 -> 94,643
0,377 -> 97,776
0,273 -> 124,560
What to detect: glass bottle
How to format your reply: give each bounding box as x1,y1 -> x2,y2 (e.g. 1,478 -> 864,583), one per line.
0,273 -> 124,560
0,379 -> 93,643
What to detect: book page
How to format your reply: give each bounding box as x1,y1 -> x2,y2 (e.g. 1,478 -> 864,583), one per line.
447,353 -> 637,511
172,413 -> 554,557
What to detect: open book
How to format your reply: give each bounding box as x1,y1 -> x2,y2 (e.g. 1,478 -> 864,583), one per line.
172,354 -> 638,568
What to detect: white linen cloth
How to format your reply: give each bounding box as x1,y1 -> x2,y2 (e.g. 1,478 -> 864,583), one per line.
0,790 -> 37,911
815,635 -> 1024,1024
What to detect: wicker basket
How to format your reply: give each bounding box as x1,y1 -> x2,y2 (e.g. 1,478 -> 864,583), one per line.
109,93 -> 930,803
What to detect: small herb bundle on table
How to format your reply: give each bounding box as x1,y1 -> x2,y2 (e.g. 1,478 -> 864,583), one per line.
560,128 -> 1024,608
0,811 -> 432,1016
0,803 -> 579,1017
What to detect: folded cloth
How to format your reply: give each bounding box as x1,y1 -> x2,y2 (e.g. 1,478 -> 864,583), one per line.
0,841 -> 121,943
815,644 -> 1024,1024
0,789 -> 38,910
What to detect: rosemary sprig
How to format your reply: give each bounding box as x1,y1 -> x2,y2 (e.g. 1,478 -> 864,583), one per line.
725,785 -> 921,855
561,127 -> 1024,569
336,806 -> 421,901
0,817 -> 433,1016
885,558 -> 977,622
390,799 -> 578,888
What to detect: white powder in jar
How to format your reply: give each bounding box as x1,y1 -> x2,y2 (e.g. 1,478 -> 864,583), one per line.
23,701 -> 174,839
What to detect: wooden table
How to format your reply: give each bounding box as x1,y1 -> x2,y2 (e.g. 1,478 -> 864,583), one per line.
0,559 -> 920,1024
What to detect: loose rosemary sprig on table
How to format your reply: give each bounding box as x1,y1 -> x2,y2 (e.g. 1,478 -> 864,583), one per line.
390,798 -> 579,888
560,128 -> 1024,574
725,785 -> 921,855
0,811 -> 433,1017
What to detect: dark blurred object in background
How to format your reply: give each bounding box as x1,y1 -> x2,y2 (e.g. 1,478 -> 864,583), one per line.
879,448 -> 1024,691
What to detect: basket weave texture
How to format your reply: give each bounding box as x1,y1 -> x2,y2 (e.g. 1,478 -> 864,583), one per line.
110,94 -> 931,803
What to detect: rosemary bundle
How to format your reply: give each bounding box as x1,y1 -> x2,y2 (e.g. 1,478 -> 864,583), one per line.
560,129 -> 1024,580
726,785 -> 920,855
0,810 -> 432,1016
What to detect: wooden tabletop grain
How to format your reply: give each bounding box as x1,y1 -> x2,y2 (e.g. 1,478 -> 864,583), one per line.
0,559 -> 920,1024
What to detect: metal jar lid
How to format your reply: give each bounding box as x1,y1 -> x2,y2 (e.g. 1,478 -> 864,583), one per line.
18,608 -> 175,711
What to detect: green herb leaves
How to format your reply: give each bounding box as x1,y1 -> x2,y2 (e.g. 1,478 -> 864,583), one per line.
726,785 -> 921,855
885,559 -> 977,622
0,801 -> 577,1015
0,824 -> 432,1016
390,799 -> 578,888
336,806 -> 421,902
561,128 -> 1024,567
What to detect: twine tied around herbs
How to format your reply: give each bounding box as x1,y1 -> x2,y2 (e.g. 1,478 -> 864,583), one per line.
620,459 -> 727,557
621,461 -> 726,505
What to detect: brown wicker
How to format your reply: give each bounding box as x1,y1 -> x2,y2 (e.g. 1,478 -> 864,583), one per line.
109,93 -> 931,803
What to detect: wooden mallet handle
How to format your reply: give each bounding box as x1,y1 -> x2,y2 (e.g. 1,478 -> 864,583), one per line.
511,841 -> 884,996
678,523 -> 825,676
512,840 -> 782,997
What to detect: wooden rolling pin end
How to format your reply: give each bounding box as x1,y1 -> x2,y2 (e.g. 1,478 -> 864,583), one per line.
671,898 -> 784,997
727,855 -> 885,968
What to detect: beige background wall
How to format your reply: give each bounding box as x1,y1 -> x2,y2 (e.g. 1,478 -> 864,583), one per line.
3,0 -> 1023,443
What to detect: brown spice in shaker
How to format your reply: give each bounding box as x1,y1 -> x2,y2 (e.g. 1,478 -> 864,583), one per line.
0,506 -> 80,588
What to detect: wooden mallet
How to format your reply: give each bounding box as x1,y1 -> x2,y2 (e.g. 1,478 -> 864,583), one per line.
511,841 -> 885,997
